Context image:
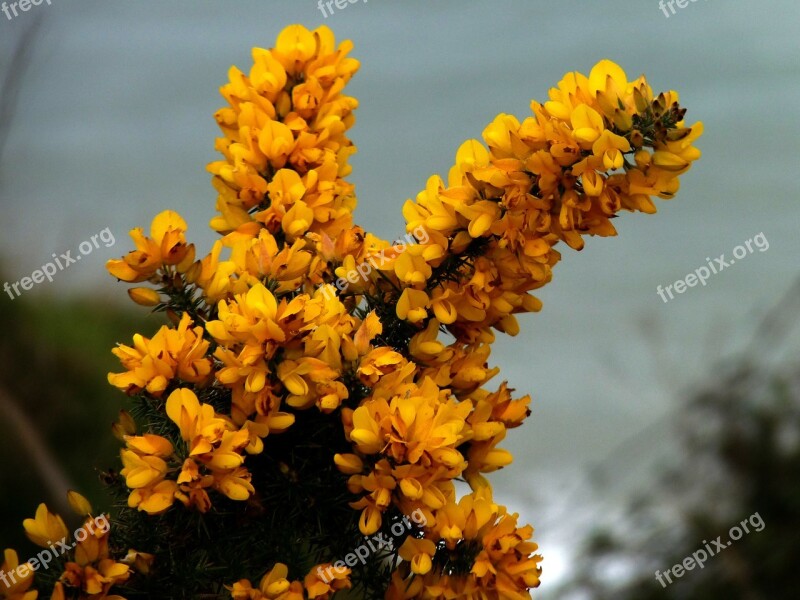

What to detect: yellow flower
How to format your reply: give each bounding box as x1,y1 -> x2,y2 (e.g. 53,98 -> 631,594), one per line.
304,562 -> 351,598
107,210 -> 195,282
127,479 -> 179,515
398,538 -> 436,575
166,388 -> 224,447
208,24 -> 359,238
408,319 -> 450,363
230,563 -> 306,600
333,453 -> 363,474
345,379 -> 473,534
206,284 -> 287,354
592,129 -> 631,170
342,311 -> 383,361
66,491 -> 94,517
398,58 -> 701,340
120,447 -> 170,489
392,251 -> 432,285
191,239 -> 238,303
109,312 -> 212,396
208,282 -> 359,419
23,504 -> 68,548
0,549 -> 37,600
396,288 -> 428,323
277,357 -> 343,410
570,104 -> 606,147
403,175 -> 459,236
274,25 -> 318,71
226,229 -> 315,294
388,488 -> 541,599
58,555 -> 130,599
72,515 -> 112,568
165,388 -> 254,503
120,433 -> 176,514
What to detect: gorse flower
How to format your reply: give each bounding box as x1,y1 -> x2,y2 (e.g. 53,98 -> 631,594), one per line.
387,487 -> 542,600
22,504 -> 68,548
5,498 -> 132,600
229,562 -> 351,600
51,512 -> 131,600
10,23 -> 701,600
399,59 -> 702,346
106,210 -> 195,283
108,312 -> 212,396
207,25 -> 359,239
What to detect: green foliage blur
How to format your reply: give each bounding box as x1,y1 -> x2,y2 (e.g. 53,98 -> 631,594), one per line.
0,283 -> 151,553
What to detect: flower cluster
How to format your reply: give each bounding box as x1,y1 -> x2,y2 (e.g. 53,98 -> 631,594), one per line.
388,488 -> 541,600
106,210 -> 195,284
108,312 -> 211,396
206,282 -> 362,422
9,23 -> 701,600
230,562 -> 351,600
1,494 -> 138,600
207,24 -> 360,241
399,60 -> 702,342
120,388 -> 255,514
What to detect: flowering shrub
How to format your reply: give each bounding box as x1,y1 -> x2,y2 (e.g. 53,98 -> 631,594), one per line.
2,24 -> 701,600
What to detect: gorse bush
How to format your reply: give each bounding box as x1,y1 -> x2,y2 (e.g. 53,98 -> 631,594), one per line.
0,24 -> 701,600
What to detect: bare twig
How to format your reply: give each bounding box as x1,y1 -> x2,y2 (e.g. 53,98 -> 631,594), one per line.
0,385 -> 73,515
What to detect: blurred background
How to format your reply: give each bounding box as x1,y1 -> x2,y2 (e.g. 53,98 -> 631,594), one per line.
1,1 -> 798,596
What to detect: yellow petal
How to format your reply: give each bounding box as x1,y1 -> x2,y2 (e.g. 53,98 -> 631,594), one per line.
23,503 -> 69,548
67,491 -> 93,516
128,287 -> 161,307
150,210 -> 187,244
589,59 -> 628,96
652,151 -> 690,172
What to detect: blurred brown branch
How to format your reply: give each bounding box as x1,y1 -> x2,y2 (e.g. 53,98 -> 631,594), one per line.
0,384 -> 72,515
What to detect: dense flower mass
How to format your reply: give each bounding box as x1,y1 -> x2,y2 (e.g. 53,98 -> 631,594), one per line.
108,311 -> 212,396
399,59 -> 702,343
6,23 -> 701,600
207,24 -> 360,240
387,487 -> 542,600
6,494 -> 133,600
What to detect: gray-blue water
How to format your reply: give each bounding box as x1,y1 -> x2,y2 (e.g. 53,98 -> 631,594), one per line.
1,0 -> 798,590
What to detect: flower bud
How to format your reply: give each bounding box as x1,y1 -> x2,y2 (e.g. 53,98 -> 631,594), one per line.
127,287 -> 161,307
67,490 -> 93,516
